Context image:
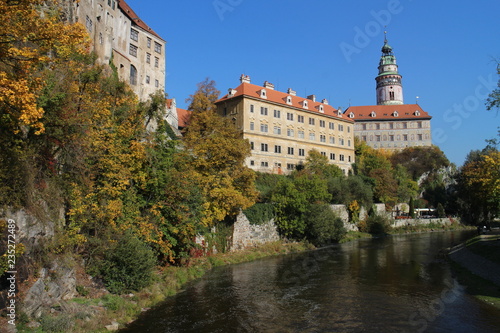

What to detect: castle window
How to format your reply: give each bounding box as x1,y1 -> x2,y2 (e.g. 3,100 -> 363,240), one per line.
309,132 -> 316,141
415,110 -> 421,116
287,129 -> 294,137
147,37 -> 151,48
288,147 -> 294,155
260,107 -> 268,116
297,115 -> 304,123
261,143 -> 268,152
298,130 -> 304,139
329,122 -> 335,130
287,112 -> 294,121
274,109 -> 281,118
303,100 -> 308,109
319,120 -> 325,128
249,122 -> 254,130
320,135 -> 326,143
154,42 -> 162,54
299,149 -> 305,156
146,53 -> 151,64
349,112 -> 355,118
260,124 -> 268,132
260,89 -> 267,98
85,15 -> 93,32
309,118 -> 315,125
130,28 -> 139,42
370,111 -> 376,117
393,111 -> 399,117
129,44 -> 138,57
130,65 -> 137,85
319,105 -> 324,113
389,91 -> 395,100
145,75 -> 150,84
250,105 -> 254,113
155,79 -> 159,88
286,96 -> 292,105
274,145 -> 281,154
155,57 -> 159,68
273,126 -> 281,135
330,153 -> 335,160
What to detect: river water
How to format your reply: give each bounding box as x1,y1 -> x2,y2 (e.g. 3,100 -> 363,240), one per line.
121,231 -> 500,332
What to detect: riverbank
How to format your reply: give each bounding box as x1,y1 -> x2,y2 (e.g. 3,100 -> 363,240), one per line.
448,231 -> 500,310
14,241 -> 313,332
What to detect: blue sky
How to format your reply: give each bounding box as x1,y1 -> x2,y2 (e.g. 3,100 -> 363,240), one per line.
125,0 -> 500,166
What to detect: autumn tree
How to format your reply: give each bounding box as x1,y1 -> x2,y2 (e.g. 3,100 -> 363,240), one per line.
456,147 -> 500,225
181,78 -> 257,227
390,146 -> 450,181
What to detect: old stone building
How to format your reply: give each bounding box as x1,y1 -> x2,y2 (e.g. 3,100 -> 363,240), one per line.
216,75 -> 355,174
71,0 -> 166,101
346,35 -> 432,150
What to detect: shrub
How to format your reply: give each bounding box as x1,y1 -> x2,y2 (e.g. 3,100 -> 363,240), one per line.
365,214 -> 391,234
243,203 -> 275,225
97,232 -> 156,294
305,204 -> 346,246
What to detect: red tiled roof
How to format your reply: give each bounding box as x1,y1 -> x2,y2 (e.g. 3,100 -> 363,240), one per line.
216,82 -> 352,122
177,107 -> 191,128
345,104 -> 431,121
118,0 -> 164,41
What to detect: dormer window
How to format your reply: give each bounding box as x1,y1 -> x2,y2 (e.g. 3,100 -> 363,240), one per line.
227,88 -> 237,98
286,96 -> 292,105
337,110 -> 342,117
319,105 -> 324,113
393,111 -> 399,117
260,89 -> 267,99
349,112 -> 355,118
414,110 -> 420,116
370,111 -> 377,117
303,100 -> 308,109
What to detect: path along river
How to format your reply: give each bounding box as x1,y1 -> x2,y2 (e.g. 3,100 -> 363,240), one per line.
121,231 -> 500,332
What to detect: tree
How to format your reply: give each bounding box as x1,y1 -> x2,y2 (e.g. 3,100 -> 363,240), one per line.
272,173 -> 331,239
486,63 -> 500,112
390,146 -> 450,181
181,79 -> 257,227
304,149 -> 343,179
0,0 -> 88,135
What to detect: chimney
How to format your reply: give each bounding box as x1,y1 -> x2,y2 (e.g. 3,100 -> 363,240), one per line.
307,94 -> 316,102
263,81 -> 275,90
287,88 -> 296,96
240,74 -> 251,84
322,98 -> 329,105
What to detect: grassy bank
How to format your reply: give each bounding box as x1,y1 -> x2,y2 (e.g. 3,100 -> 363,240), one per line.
16,241 -> 313,333
449,234 -> 500,310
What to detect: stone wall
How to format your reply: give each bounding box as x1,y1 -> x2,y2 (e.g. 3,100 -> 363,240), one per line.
391,217 -> 455,228
230,211 -> 279,252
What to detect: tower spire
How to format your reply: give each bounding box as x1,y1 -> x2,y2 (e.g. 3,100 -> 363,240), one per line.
375,33 -> 403,105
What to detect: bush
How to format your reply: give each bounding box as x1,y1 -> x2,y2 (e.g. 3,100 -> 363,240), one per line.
365,214 -> 391,234
305,204 -> 346,246
97,232 -> 156,294
243,203 -> 275,225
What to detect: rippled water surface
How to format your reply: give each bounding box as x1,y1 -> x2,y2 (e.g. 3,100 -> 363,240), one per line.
121,231 -> 500,332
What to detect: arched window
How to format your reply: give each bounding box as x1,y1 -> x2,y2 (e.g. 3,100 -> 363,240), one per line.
130,65 -> 137,85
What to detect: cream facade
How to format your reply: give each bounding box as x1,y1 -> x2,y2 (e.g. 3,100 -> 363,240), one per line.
347,105 -> 432,151
216,76 -> 355,175
70,0 -> 166,101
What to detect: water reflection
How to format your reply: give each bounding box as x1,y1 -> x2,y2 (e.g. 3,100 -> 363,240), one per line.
121,231 -> 500,332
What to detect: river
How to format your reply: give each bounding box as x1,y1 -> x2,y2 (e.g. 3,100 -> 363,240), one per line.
121,231 -> 500,332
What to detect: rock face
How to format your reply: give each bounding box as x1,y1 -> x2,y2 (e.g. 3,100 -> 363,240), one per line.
22,261 -> 77,318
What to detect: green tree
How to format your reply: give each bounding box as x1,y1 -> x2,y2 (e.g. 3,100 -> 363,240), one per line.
304,149 -> 343,179
305,204 -> 346,246
272,173 -> 331,239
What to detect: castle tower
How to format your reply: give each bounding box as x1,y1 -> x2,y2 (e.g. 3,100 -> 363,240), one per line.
375,33 -> 403,105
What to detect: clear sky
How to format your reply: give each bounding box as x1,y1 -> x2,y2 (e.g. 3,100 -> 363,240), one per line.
125,0 -> 500,166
